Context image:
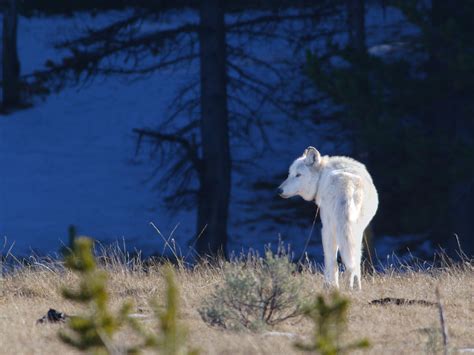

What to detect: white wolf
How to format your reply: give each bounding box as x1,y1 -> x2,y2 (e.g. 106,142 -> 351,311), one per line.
278,147 -> 378,290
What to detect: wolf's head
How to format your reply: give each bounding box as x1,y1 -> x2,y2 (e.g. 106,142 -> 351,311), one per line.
278,146 -> 322,201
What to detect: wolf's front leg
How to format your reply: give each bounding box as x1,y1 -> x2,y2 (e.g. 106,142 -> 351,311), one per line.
322,224 -> 339,288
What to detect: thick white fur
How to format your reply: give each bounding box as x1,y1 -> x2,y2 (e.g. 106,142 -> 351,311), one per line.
278,147 -> 378,289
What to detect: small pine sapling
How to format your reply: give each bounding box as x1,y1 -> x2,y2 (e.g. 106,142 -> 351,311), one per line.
153,266 -> 198,355
127,265 -> 198,355
295,292 -> 370,355
59,237 -> 134,353
60,238 -> 197,354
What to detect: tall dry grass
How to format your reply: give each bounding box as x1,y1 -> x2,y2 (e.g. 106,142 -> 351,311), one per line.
0,244 -> 473,354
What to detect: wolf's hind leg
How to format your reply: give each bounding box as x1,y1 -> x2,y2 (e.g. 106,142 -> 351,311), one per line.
337,222 -> 363,290
322,225 -> 339,288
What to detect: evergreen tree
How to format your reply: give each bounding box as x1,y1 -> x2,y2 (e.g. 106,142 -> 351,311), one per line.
306,0 -> 474,256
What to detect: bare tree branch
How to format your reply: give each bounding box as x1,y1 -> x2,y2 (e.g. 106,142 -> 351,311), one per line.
26,21 -> 200,90
226,7 -> 337,30
133,128 -> 202,173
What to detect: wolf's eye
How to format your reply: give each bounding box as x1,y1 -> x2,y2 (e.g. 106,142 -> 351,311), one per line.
296,173 -> 302,178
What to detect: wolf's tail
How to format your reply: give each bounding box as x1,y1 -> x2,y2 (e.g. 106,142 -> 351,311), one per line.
346,182 -> 363,222
337,182 -> 364,249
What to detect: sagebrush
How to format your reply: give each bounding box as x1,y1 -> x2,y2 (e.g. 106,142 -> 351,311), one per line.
199,250 -> 304,330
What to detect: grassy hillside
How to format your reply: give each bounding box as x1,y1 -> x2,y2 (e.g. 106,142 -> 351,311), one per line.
0,250 -> 472,354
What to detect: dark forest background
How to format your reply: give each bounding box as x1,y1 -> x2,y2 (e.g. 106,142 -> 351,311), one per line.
1,0 -> 473,260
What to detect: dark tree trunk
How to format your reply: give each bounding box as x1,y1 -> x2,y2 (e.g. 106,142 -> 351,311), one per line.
447,179 -> 474,257
346,0 -> 365,53
427,1 -> 474,257
346,0 -> 368,160
2,0 -> 20,108
346,0 -> 376,265
196,0 -> 231,257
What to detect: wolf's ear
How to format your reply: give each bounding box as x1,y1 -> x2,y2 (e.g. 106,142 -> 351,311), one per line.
304,146 -> 321,166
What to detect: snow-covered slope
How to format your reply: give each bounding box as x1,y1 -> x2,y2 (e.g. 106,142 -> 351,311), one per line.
0,13 -> 310,258
0,8 -> 430,262
0,14 -> 201,256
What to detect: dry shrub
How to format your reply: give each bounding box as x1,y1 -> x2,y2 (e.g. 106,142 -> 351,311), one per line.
199,250 -> 303,330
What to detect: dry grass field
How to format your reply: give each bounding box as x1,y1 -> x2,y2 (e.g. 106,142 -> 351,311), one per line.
0,252 -> 473,355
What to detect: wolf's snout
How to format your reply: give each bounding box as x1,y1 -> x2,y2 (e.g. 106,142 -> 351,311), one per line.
277,187 -> 283,195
